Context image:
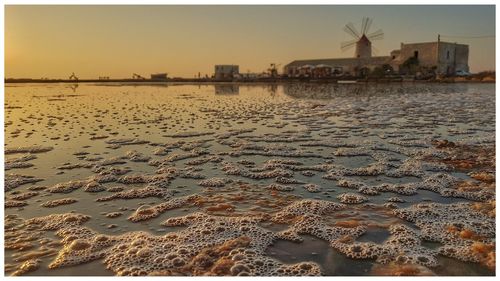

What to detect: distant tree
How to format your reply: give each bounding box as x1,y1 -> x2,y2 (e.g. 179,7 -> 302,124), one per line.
370,67 -> 385,78
333,68 -> 342,75
382,64 -> 394,74
358,67 -> 370,78
475,71 -> 495,79
400,57 -> 419,75
369,64 -> 394,78
402,57 -> 419,67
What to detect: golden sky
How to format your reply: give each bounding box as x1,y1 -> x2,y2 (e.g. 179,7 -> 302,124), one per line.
5,5 -> 496,79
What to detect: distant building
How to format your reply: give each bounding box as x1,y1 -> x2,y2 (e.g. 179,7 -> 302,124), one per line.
151,73 -> 168,81
284,56 -> 393,77
392,41 -> 469,75
214,65 -> 239,79
284,39 -> 469,77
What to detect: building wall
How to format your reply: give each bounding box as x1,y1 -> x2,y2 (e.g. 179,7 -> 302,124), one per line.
437,42 -> 469,74
398,41 -> 469,74
454,44 -> 469,72
399,42 -> 439,68
390,50 -> 401,60
214,65 -> 239,79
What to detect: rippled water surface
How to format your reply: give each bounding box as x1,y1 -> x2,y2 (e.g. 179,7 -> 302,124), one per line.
4,83 -> 495,276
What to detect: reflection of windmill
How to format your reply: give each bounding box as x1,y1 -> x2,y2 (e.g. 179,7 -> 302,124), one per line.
341,17 -> 384,58
67,83 -> 79,93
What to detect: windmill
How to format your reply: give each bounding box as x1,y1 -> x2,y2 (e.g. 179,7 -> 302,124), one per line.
341,17 -> 384,58
69,72 -> 79,81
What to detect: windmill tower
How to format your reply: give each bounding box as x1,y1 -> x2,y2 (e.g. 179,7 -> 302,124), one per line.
341,17 -> 384,59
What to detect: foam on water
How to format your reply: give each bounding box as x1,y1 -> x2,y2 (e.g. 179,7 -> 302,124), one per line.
4,83 -> 495,276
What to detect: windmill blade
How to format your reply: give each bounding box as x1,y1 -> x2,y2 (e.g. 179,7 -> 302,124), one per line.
343,22 -> 361,39
367,29 -> 384,41
341,39 -> 358,51
341,44 -> 356,52
364,17 -> 373,34
361,17 -> 368,35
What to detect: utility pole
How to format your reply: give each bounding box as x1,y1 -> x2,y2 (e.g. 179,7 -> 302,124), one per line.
454,42 -> 457,74
437,34 -> 441,74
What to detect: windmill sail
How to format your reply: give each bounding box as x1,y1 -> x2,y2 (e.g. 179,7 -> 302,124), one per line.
367,29 -> 384,41
343,22 -> 361,39
363,17 -> 373,34
341,38 -> 358,51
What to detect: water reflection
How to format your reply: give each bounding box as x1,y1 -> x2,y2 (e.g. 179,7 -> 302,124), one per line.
282,82 -> 473,99
214,84 -> 239,95
4,82 -> 495,276
67,83 -> 79,93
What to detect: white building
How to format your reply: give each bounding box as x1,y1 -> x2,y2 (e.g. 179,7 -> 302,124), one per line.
214,65 -> 239,79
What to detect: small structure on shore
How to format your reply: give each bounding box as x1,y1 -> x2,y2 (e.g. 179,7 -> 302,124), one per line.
150,73 -> 168,81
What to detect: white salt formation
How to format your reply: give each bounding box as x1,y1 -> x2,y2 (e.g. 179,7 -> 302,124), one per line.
41,198 -> 78,208
43,212 -> 321,276
5,174 -> 44,191
5,146 -> 53,155
5,154 -> 37,170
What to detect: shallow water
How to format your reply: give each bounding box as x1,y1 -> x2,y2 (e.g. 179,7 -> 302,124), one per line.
4,82 -> 495,276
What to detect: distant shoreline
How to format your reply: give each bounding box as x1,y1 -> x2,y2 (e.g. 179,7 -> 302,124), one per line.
4,77 -> 495,84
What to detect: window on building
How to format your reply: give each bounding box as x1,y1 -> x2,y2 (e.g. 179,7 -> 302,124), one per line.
446,51 -> 450,60
392,55 -> 396,59
414,51 -> 419,59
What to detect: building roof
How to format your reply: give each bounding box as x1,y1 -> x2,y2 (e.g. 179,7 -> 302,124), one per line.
401,41 -> 468,47
284,56 -> 392,68
358,34 -> 371,44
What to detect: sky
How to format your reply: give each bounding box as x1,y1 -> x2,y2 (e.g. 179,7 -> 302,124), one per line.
5,5 -> 496,79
